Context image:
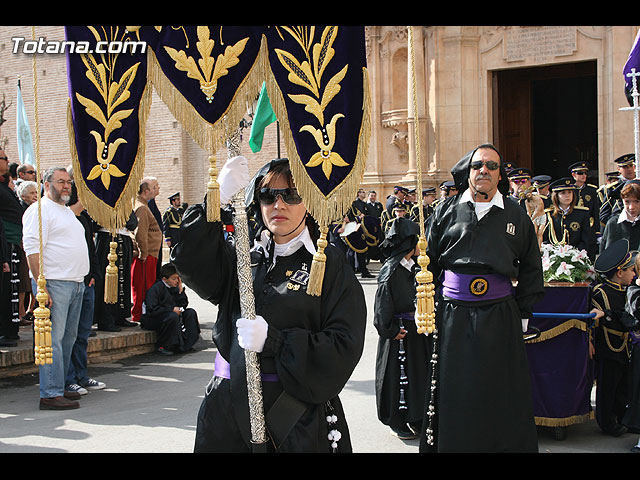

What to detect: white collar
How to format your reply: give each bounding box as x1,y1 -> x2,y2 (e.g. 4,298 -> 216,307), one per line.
254,226 -> 317,259
459,188 -> 504,209
618,209 -> 640,224
400,256 -> 415,271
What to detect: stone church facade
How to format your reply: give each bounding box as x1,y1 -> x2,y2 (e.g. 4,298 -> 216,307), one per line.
0,26 -> 638,212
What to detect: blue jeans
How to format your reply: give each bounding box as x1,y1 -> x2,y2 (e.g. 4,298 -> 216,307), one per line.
66,284 -> 95,386
33,278 -> 84,398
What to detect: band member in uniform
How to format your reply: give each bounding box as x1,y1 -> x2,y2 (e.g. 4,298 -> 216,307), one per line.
569,161 -> 601,238
172,157 -> 367,453
542,178 -> 597,260
532,174 -> 552,208
507,167 -> 533,209
385,186 -> 409,216
600,154 -> 637,228
162,192 -> 185,249
374,216 -> 430,440
409,188 -> 436,227
365,190 -> 384,219
418,143 -> 544,453
438,180 -> 457,200
591,239 -> 636,437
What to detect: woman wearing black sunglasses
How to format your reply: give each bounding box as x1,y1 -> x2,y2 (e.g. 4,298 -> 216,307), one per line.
173,156 -> 366,453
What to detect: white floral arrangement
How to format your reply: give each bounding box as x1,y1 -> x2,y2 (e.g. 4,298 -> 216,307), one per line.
540,243 -> 596,284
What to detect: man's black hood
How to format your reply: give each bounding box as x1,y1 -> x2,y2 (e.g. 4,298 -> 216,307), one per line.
450,144 -> 510,197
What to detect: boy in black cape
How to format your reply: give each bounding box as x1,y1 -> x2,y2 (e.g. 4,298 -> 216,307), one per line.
373,216 -> 431,440
141,262 -> 201,355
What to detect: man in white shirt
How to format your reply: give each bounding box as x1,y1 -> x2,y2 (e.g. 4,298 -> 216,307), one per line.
22,167 -> 89,410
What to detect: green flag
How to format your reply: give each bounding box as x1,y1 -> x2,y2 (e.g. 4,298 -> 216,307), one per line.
249,82 -> 277,153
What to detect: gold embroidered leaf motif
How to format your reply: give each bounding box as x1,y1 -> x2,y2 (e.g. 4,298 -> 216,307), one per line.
313,26 -> 337,84
75,93 -> 108,128
196,26 -> 215,80
104,108 -> 133,143
81,54 -> 108,101
164,29 -> 249,103
321,64 -> 347,111
164,47 -> 202,82
288,94 -> 324,125
275,48 -> 319,97
106,62 -> 140,117
211,37 -> 249,85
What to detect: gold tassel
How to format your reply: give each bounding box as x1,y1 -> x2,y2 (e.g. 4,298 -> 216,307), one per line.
307,225 -> 329,296
206,154 -> 221,223
33,275 -> 52,365
415,236 -> 436,334
103,239 -> 119,304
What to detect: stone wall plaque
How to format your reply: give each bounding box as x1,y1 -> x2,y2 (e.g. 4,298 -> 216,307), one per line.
504,26 -> 577,63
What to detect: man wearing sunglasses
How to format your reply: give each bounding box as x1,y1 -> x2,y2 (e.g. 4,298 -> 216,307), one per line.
16,164 -> 37,185
569,161 -> 601,240
419,144 -> 544,453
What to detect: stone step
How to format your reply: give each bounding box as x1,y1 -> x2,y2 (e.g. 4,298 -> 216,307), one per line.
0,323 -> 157,378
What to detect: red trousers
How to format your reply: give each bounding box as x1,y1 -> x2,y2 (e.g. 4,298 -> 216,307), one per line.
131,255 -> 158,322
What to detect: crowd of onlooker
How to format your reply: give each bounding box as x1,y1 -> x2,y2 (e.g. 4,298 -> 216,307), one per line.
0,149 -> 200,410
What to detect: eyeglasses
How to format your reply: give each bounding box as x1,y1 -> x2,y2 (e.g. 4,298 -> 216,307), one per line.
470,160 -> 500,171
511,178 -> 530,185
258,187 -> 303,205
53,180 -> 73,186
24,170 -> 35,175
0,156 -> 7,161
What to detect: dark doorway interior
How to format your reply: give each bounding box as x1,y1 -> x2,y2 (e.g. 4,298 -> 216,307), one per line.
494,61 -> 598,184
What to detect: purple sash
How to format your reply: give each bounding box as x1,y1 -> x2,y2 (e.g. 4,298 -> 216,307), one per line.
214,352 -> 280,382
442,271 -> 514,302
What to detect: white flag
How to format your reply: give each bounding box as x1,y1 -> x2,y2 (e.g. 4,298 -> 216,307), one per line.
16,82 -> 35,166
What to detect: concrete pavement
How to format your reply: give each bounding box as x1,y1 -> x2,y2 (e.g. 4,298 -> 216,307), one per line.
0,260 -> 638,453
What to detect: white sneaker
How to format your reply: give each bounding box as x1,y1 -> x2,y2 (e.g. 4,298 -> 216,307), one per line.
79,378 -> 106,390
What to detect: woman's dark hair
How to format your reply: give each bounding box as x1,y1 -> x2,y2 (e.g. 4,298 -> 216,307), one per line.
254,159 -> 320,243
550,189 -> 576,217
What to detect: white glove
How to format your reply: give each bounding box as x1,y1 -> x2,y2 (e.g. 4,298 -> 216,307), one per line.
218,155 -> 251,205
237,315 -> 268,353
521,318 -> 529,333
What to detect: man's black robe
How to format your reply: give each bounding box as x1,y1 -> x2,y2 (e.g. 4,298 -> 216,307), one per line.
419,193 -> 544,453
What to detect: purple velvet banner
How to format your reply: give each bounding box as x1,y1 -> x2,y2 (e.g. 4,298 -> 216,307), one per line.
527,285 -> 593,425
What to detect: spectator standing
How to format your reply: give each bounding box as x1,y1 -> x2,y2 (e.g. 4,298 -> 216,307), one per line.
144,177 -> 164,281
131,180 -> 163,323
64,185 -> 106,396
0,150 -> 26,346
15,163 -> 37,187
22,167 -> 89,410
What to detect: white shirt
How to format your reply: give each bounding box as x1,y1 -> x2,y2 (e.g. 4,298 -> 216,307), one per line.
22,196 -> 89,282
459,188 -> 504,220
400,256 -> 415,272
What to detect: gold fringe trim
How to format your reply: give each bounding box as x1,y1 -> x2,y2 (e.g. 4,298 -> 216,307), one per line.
307,226 -> 328,296
415,236 -> 436,334
103,240 -> 119,304
534,411 -> 594,427
525,319 -> 588,344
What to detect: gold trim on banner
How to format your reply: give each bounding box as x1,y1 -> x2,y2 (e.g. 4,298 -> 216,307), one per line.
524,319 -> 588,344
534,412 -> 594,427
